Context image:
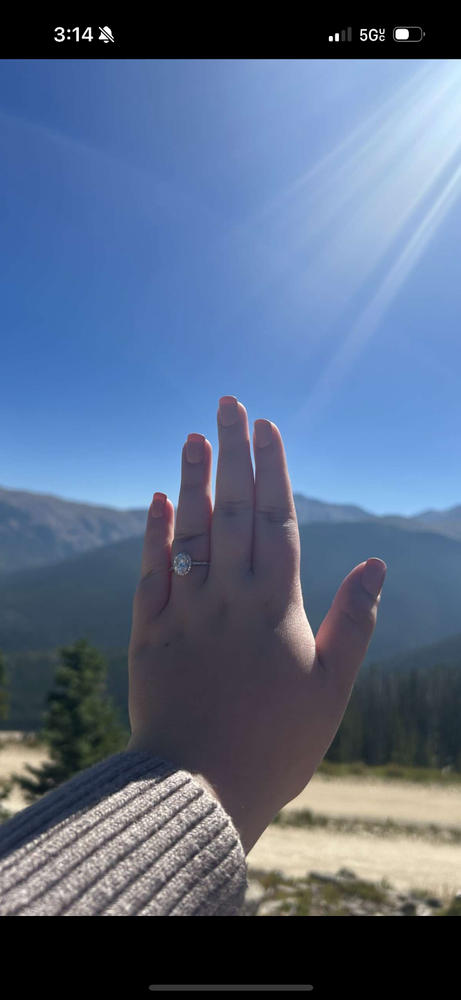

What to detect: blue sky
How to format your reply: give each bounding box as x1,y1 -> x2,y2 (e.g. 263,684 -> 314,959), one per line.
1,59 -> 460,517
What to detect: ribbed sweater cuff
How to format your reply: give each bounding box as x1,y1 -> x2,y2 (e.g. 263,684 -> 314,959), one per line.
0,751 -> 248,916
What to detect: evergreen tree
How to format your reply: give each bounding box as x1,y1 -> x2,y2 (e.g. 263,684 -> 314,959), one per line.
0,647 -> 10,722
10,638 -> 128,806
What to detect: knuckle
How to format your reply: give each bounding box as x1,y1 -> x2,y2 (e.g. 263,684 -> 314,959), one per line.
173,528 -> 209,544
217,438 -> 251,461
256,504 -> 297,527
206,595 -> 232,633
213,499 -> 253,519
137,567 -> 164,587
179,481 -> 205,497
340,600 -> 377,629
259,593 -> 285,630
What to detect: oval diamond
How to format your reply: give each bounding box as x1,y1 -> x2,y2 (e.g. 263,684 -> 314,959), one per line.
173,552 -> 192,575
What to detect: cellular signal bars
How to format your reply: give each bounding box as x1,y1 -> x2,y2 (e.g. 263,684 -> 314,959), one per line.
328,28 -> 352,41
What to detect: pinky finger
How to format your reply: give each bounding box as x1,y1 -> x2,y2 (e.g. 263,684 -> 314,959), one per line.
133,493 -> 175,627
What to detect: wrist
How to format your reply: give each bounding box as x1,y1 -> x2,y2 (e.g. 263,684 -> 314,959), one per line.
193,772 -> 272,854
125,738 -> 268,854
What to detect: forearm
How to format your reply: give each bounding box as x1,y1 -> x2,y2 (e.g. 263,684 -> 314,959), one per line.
0,750 -> 248,915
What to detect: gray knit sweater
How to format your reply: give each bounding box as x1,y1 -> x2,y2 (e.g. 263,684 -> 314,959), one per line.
0,751 -> 248,915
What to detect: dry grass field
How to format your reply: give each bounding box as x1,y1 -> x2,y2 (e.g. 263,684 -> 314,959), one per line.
0,737 -> 52,814
250,777 -> 461,903
248,824 -> 460,903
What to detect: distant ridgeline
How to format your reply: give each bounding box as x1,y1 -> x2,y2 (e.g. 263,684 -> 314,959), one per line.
0,486 -> 461,769
0,520 -> 460,667
1,484 -> 461,576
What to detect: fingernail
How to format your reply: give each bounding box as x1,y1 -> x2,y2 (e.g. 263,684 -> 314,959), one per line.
219,396 -> 239,426
254,419 -> 273,447
151,492 -> 167,518
186,433 -> 205,463
362,558 -> 387,598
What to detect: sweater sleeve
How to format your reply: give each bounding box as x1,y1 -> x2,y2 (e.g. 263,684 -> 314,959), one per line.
0,751 -> 248,916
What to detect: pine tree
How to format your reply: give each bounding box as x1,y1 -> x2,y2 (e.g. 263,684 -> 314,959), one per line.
10,638 -> 128,806
0,647 -> 10,722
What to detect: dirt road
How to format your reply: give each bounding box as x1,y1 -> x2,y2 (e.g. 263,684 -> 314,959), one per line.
283,774 -> 461,828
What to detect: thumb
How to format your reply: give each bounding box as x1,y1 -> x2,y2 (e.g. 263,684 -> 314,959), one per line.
314,558 -> 387,694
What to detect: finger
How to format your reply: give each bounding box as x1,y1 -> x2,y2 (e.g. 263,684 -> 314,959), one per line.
314,558 -> 387,696
207,396 -> 255,584
131,493 -> 175,633
169,432 -> 213,601
251,418 -> 301,591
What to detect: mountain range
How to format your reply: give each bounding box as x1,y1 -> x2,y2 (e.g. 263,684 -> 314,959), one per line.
0,482 -> 461,661
1,483 -> 460,732
2,482 -> 461,576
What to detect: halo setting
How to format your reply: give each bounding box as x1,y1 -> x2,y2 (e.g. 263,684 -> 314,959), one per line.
173,552 -> 192,575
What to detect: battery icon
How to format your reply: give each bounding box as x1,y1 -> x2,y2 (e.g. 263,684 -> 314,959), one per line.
393,26 -> 425,41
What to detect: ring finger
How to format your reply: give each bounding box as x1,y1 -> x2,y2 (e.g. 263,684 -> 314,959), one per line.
169,430 -> 213,602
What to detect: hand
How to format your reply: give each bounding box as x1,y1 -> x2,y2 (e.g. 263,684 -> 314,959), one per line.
126,396 -> 386,854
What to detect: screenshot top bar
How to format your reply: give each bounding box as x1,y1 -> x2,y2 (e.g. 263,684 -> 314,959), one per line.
0,20 -> 459,58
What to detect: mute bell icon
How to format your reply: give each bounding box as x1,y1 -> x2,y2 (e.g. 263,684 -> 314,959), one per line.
98,26 -> 115,43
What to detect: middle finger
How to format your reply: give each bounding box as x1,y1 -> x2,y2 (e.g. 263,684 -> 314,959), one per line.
207,396 -> 255,587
